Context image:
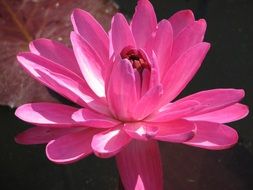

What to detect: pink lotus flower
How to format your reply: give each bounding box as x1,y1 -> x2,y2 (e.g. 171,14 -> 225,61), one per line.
15,0 -> 248,189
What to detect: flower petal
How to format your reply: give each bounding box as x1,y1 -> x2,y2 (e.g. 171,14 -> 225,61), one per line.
15,103 -> 78,127
131,0 -> 157,48
154,119 -> 195,142
15,127 -> 82,145
183,121 -> 238,150
116,140 -> 163,190
29,38 -> 82,77
91,126 -> 131,158
140,69 -> 150,96
46,128 -> 101,164
15,102 -> 117,128
161,42 -> 210,104
71,32 -> 105,97
147,100 -> 200,122
133,85 -> 163,120
176,89 -> 245,116
124,120 -> 195,143
106,59 -> 138,120
123,122 -> 159,141
148,51 -> 160,89
168,10 -> 195,38
71,9 -> 108,62
171,19 -> 207,63
151,20 -> 173,78
72,108 -> 120,128
17,52 -> 104,111
110,13 -> 135,55
185,103 -> 249,123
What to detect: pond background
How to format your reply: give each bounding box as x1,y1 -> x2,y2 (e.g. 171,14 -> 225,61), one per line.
0,0 -> 252,189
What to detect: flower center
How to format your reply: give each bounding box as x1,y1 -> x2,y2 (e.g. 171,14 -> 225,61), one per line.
120,46 -> 150,73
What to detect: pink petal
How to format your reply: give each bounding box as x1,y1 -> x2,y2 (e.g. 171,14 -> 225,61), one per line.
154,119 -> 196,143
124,120 -> 195,143
133,85 -> 163,120
29,38 -> 82,77
161,42 -> 210,104
134,70 -> 142,99
151,20 -> 173,78
46,128 -> 101,164
17,52 -> 104,111
72,108 -> 120,128
131,0 -> 157,48
110,13 -> 135,55
106,59 -> 138,120
147,100 -> 200,122
183,121 -> 238,150
168,10 -> 195,38
91,126 -> 132,158
140,69 -> 150,96
71,9 -> 108,62
15,127 -> 83,145
103,55 -> 119,95
185,103 -> 249,123
15,103 -> 78,127
15,102 -> 117,128
171,19 -> 207,63
123,122 -> 159,141
176,89 -> 245,116
116,140 -> 163,190
71,32 -> 105,97
148,51 -> 160,89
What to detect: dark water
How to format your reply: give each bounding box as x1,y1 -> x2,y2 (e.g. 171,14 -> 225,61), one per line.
1,0 -> 252,189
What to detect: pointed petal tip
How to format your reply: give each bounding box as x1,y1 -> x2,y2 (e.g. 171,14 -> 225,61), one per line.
168,9 -> 195,37
71,8 -> 86,18
202,42 -> 211,52
137,0 -> 153,5
29,38 -> 50,46
14,134 -> 26,145
225,88 -> 245,99
195,42 -> 211,55
197,18 -> 207,26
16,52 -> 27,60
169,9 -> 195,24
14,131 -> 41,145
181,9 -> 195,17
159,19 -> 171,25
238,88 -> 245,98
174,9 -> 195,18
191,19 -> 207,34
69,30 -> 77,40
16,52 -> 37,65
14,104 -> 28,120
114,12 -> 125,19
196,19 -> 207,38
71,8 -> 88,28
243,104 -> 250,116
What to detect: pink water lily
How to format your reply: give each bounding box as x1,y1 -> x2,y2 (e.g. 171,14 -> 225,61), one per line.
15,0 -> 248,189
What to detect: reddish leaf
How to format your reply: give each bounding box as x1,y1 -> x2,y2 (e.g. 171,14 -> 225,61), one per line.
0,0 -> 118,108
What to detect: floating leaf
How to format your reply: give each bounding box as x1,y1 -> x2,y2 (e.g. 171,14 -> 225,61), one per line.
0,0 -> 118,108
